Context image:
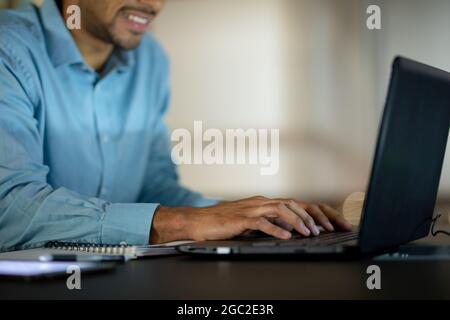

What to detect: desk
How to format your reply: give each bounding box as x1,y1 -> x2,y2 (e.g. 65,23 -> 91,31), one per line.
0,230 -> 449,300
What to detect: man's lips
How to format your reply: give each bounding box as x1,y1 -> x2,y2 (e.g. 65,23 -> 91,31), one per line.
120,9 -> 154,32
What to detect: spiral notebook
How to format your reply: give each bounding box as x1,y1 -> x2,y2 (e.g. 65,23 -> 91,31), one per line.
0,241 -> 195,262
44,241 -> 193,259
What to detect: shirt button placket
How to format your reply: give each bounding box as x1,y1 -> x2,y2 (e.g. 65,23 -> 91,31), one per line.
93,80 -> 111,199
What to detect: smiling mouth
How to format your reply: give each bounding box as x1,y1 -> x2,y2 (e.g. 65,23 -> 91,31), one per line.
127,13 -> 149,26
120,8 -> 155,32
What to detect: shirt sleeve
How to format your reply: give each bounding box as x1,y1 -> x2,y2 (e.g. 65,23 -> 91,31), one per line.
0,55 -> 155,252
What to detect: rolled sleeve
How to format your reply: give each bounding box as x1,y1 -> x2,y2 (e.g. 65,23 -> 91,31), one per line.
101,203 -> 159,245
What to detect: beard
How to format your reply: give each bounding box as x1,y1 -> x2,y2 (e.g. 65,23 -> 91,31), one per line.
82,9 -> 145,50
109,29 -> 143,50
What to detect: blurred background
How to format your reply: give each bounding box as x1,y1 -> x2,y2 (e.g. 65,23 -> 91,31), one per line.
152,0 -> 450,205
2,0 -> 449,206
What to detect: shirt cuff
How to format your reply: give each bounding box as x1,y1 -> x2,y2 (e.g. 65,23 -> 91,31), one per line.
101,203 -> 159,245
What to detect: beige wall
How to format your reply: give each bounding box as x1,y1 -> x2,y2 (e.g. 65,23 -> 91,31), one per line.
152,0 -> 449,202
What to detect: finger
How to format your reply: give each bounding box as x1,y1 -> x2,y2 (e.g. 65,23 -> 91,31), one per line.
275,203 -> 312,237
251,203 -> 309,236
248,217 -> 291,239
249,204 -> 280,218
319,204 -> 353,231
286,201 -> 320,236
272,217 -> 294,231
302,204 -> 334,232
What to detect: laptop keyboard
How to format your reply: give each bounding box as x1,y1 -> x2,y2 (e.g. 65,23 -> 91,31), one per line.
251,231 -> 359,247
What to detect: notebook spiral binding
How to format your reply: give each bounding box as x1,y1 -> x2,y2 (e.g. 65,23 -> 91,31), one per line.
45,241 -> 137,255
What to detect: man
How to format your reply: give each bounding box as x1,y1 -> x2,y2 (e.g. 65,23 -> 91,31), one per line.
0,0 -> 351,252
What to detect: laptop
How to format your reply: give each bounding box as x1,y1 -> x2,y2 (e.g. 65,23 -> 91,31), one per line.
178,56 -> 450,256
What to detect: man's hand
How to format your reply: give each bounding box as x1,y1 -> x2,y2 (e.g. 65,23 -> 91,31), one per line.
150,196 -> 352,244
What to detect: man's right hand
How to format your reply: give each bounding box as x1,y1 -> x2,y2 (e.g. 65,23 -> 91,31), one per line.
150,196 -> 352,244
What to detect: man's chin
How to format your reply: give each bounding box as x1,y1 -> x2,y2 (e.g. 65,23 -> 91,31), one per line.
112,34 -> 144,50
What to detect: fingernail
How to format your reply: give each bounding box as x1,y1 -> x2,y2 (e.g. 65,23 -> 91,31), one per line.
283,231 -> 292,239
312,225 -> 320,236
326,222 -> 334,231
302,225 -> 310,236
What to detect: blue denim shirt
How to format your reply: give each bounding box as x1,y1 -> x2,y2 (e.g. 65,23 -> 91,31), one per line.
0,0 -> 215,251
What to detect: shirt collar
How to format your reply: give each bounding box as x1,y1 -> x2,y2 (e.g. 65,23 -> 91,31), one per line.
110,47 -> 135,73
38,0 -> 83,67
38,0 -> 135,72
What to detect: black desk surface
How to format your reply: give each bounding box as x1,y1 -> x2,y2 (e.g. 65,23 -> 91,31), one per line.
1,230 -> 449,300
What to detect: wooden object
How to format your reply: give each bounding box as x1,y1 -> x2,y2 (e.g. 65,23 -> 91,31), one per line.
341,192 -> 365,226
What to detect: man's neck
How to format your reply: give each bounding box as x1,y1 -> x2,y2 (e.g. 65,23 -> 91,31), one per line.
69,30 -> 114,72
61,1 -> 113,72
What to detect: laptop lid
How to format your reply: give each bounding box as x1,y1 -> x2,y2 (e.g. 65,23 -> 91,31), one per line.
358,57 -> 450,253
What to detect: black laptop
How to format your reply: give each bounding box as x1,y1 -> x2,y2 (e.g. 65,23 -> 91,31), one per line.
178,57 -> 450,256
